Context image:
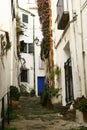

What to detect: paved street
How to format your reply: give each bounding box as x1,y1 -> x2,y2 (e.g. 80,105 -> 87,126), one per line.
6,96 -> 87,130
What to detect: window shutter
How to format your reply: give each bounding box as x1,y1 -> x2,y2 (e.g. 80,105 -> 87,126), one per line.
22,14 -> 28,23
20,41 -> 27,53
28,43 -> 34,53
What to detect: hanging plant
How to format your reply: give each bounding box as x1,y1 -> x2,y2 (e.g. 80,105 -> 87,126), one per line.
16,15 -> 24,36
0,31 -> 11,56
16,14 -> 24,57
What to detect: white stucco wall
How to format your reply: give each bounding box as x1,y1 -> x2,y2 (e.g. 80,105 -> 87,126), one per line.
18,1 -> 45,95
51,0 -> 86,105
55,29 -> 70,105
0,0 -> 19,119
0,0 -> 11,99
18,9 -> 34,91
0,0 -> 11,120
80,0 -> 87,96
68,0 -> 85,98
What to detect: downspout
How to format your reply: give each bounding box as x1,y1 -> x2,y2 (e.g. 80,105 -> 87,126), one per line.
32,15 -> 36,91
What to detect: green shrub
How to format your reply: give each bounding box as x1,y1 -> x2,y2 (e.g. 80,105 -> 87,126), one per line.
5,105 -> 17,120
30,89 -> 35,97
76,99 -> 87,112
40,87 -> 51,106
19,84 -> 29,96
50,88 -> 61,98
40,87 -> 61,107
19,84 -> 27,93
10,86 -> 20,101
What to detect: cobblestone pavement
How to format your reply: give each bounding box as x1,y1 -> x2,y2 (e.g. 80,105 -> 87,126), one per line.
6,96 -> 87,130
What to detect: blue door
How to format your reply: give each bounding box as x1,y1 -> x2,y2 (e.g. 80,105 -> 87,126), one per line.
38,77 -> 45,96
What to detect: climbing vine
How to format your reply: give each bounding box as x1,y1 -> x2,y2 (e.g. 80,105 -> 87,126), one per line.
37,0 -> 54,88
16,14 -> 23,57
37,0 -> 50,60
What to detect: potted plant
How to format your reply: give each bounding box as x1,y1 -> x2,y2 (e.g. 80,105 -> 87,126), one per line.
50,88 -> 61,104
40,86 -> 61,107
76,99 -> 87,112
74,96 -> 87,123
77,99 -> 87,122
10,86 -> 20,109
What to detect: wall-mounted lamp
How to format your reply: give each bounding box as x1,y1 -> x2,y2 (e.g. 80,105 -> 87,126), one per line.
34,37 -> 40,46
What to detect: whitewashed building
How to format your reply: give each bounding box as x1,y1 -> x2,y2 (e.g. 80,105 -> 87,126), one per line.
18,0 -> 45,96
51,0 -> 87,105
0,0 -> 19,124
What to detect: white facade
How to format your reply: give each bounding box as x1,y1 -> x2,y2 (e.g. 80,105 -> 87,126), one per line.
80,0 -> 87,96
18,0 -> 45,96
0,0 -> 19,121
51,0 -> 87,105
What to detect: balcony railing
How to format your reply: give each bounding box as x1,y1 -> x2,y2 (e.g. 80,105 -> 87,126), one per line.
57,0 -> 69,30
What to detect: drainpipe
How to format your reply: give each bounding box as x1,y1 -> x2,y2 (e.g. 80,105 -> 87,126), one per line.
32,14 -> 36,91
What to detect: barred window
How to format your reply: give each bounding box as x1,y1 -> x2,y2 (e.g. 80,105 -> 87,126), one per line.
21,69 -> 29,82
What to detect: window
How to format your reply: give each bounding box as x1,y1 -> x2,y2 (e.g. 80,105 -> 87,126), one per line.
22,14 -> 28,23
21,69 -> 29,82
20,41 -> 34,54
28,43 -> 34,53
39,57 -> 44,69
20,41 -> 27,53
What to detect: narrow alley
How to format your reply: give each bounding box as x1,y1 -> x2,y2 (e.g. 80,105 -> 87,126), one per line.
6,96 -> 87,130
1,0 -> 87,129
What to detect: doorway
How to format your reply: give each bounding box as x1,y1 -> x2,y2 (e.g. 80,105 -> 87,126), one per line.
64,58 -> 74,103
38,77 -> 45,96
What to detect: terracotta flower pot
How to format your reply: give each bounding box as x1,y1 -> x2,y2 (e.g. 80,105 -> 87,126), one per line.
12,100 -> 19,109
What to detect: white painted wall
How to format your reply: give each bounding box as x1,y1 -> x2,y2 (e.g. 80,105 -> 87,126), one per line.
51,0 -> 86,105
18,9 -> 34,91
0,0 -> 18,120
0,0 -> 11,99
80,0 -> 87,96
18,1 -> 45,95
